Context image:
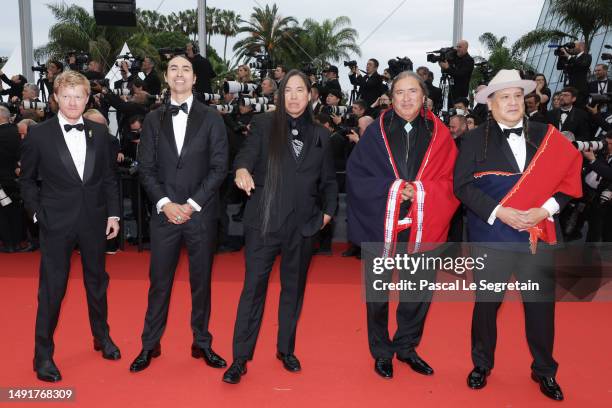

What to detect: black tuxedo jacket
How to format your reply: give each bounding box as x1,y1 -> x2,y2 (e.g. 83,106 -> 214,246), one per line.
454,120 -> 571,224
546,107 -> 591,140
20,116 -> 120,231
233,112 -> 338,236
558,53 -> 592,94
588,79 -> 612,95
528,111 -> 548,124
138,99 -> 228,219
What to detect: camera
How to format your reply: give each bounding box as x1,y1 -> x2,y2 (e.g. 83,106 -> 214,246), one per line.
551,42 -> 576,57
600,189 -> 612,205
343,60 -> 357,68
572,140 -> 606,152
321,105 -> 348,116
90,78 -> 110,91
119,157 -> 139,176
475,60 -> 494,84
65,51 -> 90,72
447,108 -> 467,117
224,81 -> 258,95
387,57 -> 414,79
337,125 -> 359,137
253,103 -> 275,113
426,47 -> 457,64
110,88 -> 131,96
216,104 -> 237,114
589,92 -> 612,106
199,93 -> 221,102
247,53 -> 273,71
31,63 -> 47,74
241,96 -> 270,106
21,100 -> 47,111
301,62 -> 318,77
602,45 -> 612,62
114,53 -> 143,74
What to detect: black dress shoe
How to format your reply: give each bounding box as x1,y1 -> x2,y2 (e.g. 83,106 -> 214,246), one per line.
276,352 -> 301,372
531,373 -> 564,401
467,367 -> 490,389
94,337 -> 121,360
34,359 -> 62,382
341,245 -> 361,258
397,354 -> 434,375
374,358 -> 393,379
129,344 -> 161,372
222,360 -> 247,384
191,345 -> 227,368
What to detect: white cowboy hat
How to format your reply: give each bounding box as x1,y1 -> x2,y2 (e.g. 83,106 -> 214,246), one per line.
474,69 -> 536,104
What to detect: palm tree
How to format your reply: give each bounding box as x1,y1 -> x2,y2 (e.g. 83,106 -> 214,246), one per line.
514,0 -> 612,54
297,17 -> 361,67
216,10 -> 241,65
205,7 -> 220,47
232,4 -> 298,65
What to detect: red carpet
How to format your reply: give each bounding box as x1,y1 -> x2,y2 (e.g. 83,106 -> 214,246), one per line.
1,245 -> 611,407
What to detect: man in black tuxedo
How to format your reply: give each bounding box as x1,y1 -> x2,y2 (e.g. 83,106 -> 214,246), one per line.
416,67 -> 442,113
113,60 -> 133,94
0,106 -> 24,252
129,55 -> 228,373
223,70 -> 337,384
546,86 -> 591,140
349,59 -> 388,107
525,93 -> 548,124
20,71 -> 121,382
588,64 -> 611,112
141,57 -> 161,96
556,41 -> 591,107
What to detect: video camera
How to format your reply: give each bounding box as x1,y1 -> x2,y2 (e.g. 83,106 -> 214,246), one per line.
550,42 -> 576,57
475,60 -> 494,84
426,47 -> 457,64
114,53 -> 143,74
31,63 -> 47,74
301,62 -> 318,77
248,53 -> 273,70
337,125 -> 359,137
387,57 -> 413,79
65,51 -> 90,72
343,60 -> 357,68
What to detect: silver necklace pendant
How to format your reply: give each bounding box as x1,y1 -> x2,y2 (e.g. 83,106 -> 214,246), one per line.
291,128 -> 299,136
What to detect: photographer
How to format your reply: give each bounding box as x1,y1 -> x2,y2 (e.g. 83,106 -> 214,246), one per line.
325,88 -> 344,127
84,60 -> 105,81
438,40 -> 474,100
0,70 -> 27,101
141,57 -> 161,96
311,83 -> 322,114
588,64 -> 611,112
546,86 -> 590,140
525,93 -> 548,123
348,59 -> 387,107
273,64 -> 287,84
556,41 -> 591,107
583,134 -> 612,242
319,65 -> 342,104
40,60 -> 63,99
114,60 -> 134,93
186,42 -> 216,95
259,77 -> 277,98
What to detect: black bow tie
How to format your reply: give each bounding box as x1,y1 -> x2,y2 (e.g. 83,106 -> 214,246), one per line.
169,102 -> 189,116
502,127 -> 523,138
64,123 -> 84,132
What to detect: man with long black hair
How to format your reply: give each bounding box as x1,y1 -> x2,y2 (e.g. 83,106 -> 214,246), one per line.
223,70 -> 338,384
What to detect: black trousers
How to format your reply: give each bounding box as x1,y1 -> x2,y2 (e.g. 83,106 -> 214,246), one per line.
366,264 -> 434,359
232,222 -> 314,360
34,209 -> 110,361
471,246 -> 558,377
140,210 -> 217,349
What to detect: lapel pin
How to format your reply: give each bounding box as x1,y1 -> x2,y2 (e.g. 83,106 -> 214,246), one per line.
88,129 -> 93,138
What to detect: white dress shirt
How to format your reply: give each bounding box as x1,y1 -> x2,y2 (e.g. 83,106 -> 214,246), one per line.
58,111 -> 86,180
155,95 -> 202,214
487,120 -> 559,225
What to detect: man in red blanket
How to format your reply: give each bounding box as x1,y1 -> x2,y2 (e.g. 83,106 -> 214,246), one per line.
347,71 -> 459,380
454,69 -> 582,401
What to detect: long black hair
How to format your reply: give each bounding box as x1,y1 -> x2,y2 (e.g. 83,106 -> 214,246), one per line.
260,69 -> 314,234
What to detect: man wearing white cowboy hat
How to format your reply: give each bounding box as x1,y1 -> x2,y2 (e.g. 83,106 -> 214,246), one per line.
454,69 -> 583,401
